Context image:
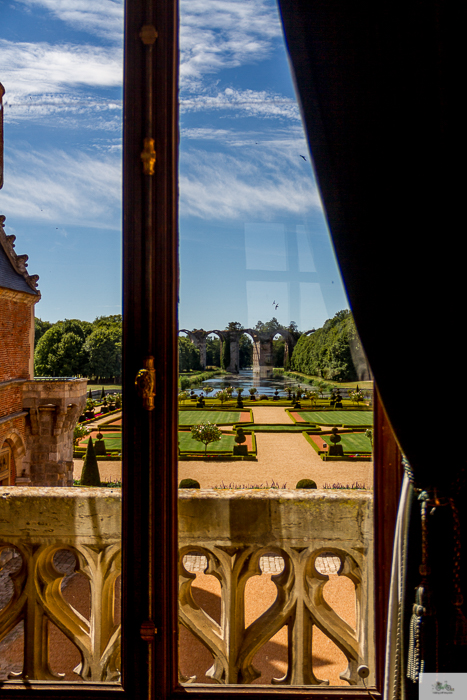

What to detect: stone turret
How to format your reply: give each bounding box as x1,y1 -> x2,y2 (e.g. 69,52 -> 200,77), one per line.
22,378 -> 87,486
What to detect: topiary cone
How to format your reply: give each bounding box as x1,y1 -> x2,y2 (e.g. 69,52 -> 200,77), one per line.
80,437 -> 101,486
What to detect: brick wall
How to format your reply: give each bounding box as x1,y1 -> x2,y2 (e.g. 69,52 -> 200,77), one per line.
0,292 -> 33,383
0,384 -> 22,419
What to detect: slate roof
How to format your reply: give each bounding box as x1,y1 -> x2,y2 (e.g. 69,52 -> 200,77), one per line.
0,215 -> 40,296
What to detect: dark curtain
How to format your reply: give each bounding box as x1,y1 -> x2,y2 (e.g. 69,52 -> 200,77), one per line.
277,0 -> 464,687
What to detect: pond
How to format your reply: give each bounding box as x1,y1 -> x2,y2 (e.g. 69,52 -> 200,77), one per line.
191,369 -> 301,396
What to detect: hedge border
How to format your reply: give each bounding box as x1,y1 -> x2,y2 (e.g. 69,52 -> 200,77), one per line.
178,430 -> 257,461
302,431 -> 372,461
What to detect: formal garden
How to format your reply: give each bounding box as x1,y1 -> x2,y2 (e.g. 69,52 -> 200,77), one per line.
72,380 -> 373,489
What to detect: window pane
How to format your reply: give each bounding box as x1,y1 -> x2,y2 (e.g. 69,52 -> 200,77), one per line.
178,0 -> 374,689
0,0 -> 123,684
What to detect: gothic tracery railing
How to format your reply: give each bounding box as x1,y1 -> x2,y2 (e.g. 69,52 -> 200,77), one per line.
178,489 -> 374,686
0,488 -> 372,687
0,487 -> 121,682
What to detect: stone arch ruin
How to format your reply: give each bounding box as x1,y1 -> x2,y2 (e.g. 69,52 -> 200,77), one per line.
178,326 -> 316,378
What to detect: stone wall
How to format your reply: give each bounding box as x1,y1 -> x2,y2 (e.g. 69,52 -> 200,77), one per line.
22,378 -> 87,486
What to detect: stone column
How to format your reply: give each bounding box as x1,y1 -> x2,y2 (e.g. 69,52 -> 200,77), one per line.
185,330 -> 207,370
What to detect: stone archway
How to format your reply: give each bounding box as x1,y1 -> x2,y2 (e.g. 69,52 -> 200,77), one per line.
0,429 -> 27,485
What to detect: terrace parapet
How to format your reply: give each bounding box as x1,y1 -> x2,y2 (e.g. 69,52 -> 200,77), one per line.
0,487 -> 121,681
22,378 -> 87,486
0,488 -> 373,686
179,488 -> 374,686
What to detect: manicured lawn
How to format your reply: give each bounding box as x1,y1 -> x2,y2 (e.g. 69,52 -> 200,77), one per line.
324,432 -> 372,453
178,411 -> 242,426
297,411 -> 373,426
81,433 -> 122,451
178,431 -> 236,453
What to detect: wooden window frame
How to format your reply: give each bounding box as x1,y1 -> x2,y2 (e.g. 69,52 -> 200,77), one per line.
0,1 -> 401,697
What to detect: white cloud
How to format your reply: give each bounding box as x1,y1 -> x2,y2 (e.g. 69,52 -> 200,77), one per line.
181,125 -> 308,148
1,147 -> 121,229
179,147 -> 321,221
2,93 -> 122,126
180,0 -> 283,90
0,40 -> 122,98
16,0 -> 124,42
0,39 -> 122,126
181,87 -> 300,120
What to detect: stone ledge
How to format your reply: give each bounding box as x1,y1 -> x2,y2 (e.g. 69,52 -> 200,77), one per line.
179,488 -> 373,550
0,487 -> 121,543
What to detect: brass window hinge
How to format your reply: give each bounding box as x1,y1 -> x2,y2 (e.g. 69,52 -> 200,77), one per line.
135,356 -> 156,410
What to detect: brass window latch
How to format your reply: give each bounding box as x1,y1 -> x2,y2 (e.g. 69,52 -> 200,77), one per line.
141,137 -> 156,175
135,356 -> 156,410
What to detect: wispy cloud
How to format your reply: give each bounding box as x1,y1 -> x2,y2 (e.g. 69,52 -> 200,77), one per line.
0,39 -> 122,125
179,147 -> 320,221
16,0 -> 124,43
180,0 -> 282,90
1,147 -> 121,229
0,40 -> 122,97
181,87 -> 300,120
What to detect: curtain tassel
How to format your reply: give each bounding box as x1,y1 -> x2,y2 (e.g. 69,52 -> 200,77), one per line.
407,586 -> 425,682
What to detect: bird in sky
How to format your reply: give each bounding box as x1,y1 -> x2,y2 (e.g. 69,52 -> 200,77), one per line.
275,304 -> 279,310
272,300 -> 275,305
300,155 -> 307,161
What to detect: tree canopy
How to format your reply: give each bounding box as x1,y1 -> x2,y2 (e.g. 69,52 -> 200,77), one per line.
34,315 -> 122,379
290,309 -> 364,381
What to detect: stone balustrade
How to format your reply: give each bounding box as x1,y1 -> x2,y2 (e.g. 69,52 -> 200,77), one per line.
0,487 -> 121,681
0,488 -> 373,687
179,489 -> 374,686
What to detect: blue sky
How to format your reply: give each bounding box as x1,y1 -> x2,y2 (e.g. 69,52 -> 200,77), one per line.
0,0 -> 348,332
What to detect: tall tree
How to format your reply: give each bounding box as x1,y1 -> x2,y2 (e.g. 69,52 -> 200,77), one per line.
85,326 -> 122,381
34,318 -> 52,346
178,336 -> 201,371
34,320 -> 90,377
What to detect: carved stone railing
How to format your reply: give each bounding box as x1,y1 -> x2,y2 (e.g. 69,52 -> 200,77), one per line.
0,487 -> 121,681
179,489 -> 374,686
0,488 -> 373,686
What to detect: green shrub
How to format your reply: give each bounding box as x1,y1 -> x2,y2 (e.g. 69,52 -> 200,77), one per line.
80,438 -> 101,486
296,479 -> 317,489
179,478 -> 201,488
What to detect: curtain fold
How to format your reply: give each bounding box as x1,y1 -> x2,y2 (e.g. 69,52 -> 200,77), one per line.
277,0 -> 461,690
384,472 -> 413,700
